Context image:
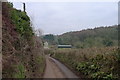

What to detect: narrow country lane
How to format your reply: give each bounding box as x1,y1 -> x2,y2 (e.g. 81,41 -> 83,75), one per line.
43,55 -> 80,79
44,55 -> 65,78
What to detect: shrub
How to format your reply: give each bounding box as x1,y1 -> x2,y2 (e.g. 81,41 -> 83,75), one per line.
10,8 -> 34,40
14,64 -> 25,78
52,47 -> 119,79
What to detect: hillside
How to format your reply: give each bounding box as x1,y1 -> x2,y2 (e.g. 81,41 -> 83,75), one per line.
43,25 -> 118,48
58,26 -> 118,48
2,2 -> 45,78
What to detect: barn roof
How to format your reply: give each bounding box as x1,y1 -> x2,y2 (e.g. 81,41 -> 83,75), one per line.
58,45 -> 72,46
58,45 -> 72,48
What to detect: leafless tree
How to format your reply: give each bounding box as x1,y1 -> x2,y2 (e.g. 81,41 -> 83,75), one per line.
35,28 -> 43,37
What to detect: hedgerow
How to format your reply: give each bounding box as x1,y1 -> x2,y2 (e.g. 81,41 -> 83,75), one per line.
9,3 -> 34,40
51,47 -> 119,79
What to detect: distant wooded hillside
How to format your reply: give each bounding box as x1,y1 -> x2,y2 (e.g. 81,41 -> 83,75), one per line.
43,25 -> 118,48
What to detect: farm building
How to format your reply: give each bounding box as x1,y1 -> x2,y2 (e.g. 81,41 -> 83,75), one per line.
58,45 -> 72,48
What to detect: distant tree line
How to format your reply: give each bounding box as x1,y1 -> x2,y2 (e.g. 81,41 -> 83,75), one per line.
42,25 -> 118,48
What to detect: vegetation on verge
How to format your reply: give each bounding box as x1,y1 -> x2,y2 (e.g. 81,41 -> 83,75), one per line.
48,47 -> 120,79
14,64 -> 25,78
2,2 -> 45,78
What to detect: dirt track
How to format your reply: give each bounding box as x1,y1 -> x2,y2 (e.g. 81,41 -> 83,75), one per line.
43,55 -> 79,79
44,55 -> 65,78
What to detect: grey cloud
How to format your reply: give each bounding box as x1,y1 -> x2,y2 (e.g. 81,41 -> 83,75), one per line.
13,2 -> 117,35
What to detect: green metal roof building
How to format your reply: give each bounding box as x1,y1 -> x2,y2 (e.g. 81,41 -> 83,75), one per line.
58,45 -> 72,48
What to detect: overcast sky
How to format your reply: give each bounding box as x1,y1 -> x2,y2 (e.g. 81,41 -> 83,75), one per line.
8,0 -> 118,35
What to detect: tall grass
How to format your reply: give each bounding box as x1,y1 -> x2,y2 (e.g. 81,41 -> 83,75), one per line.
35,56 -> 45,74
50,47 -> 119,79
